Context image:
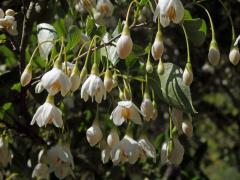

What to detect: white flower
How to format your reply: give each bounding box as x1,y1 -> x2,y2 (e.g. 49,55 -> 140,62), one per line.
41,67 -> 71,96
32,163 -> 49,179
141,98 -> 154,121
99,139 -> 111,164
37,23 -> 56,60
161,137 -> 184,166
138,135 -> 156,161
153,0 -> 184,27
182,65 -> 193,86
111,134 -> 141,165
116,33 -> 133,59
0,137 -> 12,167
20,63 -> 32,87
47,144 -> 74,175
104,69 -> 113,92
81,74 -> 106,103
107,128 -> 120,148
86,120 -> 103,146
69,64 -> 81,92
182,120 -> 193,138
110,101 -> 142,126
208,40 -> 220,66
96,0 -> 114,17
30,99 -> 63,128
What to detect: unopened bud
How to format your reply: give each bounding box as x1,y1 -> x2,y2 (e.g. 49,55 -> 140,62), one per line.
182,63 -> 193,86
107,128 -> 119,148
229,47 -> 240,65
116,24 -> 133,59
146,59 -> 153,73
80,66 -> 88,84
151,31 -> 164,60
208,40 -> 220,66
104,69 -> 113,92
157,58 -> 164,75
70,65 -> 81,92
182,120 -> 193,138
20,63 -> 32,87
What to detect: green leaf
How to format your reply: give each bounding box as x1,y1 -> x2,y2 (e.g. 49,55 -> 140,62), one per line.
184,17 -> 207,47
67,25 -> 82,50
86,16 -> 95,36
157,63 -> 197,114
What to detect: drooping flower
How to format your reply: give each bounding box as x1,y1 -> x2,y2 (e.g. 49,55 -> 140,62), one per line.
138,134 -> 156,161
30,95 -> 63,128
161,137 -> 184,166
0,137 -> 12,167
116,24 -> 133,59
110,101 -> 142,126
86,119 -> 103,146
107,128 -> 120,148
140,96 -> 154,121
47,144 -> 74,179
111,134 -> 141,165
69,64 -> 81,92
96,0 -> 114,17
41,67 -> 71,96
81,64 -> 106,103
182,63 -> 193,86
32,163 -> 49,179
153,0 -> 184,27
182,120 -> 193,138
104,69 -> 113,92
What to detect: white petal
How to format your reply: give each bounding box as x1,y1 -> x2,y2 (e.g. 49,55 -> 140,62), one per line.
172,0 -> 184,24
111,106 -> 125,126
160,14 -> 170,27
41,68 -> 61,89
118,101 -> 132,108
31,105 -> 44,126
52,107 -> 63,128
153,3 -> 161,23
59,72 -> 71,96
129,105 -> 142,125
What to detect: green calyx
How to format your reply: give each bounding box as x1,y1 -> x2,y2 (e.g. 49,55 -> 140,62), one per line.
210,39 -> 219,49
46,94 -> 55,104
185,62 -> 192,72
91,63 -> 99,75
122,23 -> 130,36
105,69 -> 112,79
155,31 -> 163,42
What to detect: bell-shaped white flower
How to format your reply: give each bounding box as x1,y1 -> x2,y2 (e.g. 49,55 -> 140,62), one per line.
110,101 -> 142,126
229,47 -> 240,65
96,0 -> 114,17
138,134 -> 156,161
41,67 -> 71,96
140,95 -> 154,121
153,0 -> 184,27
20,63 -> 32,87
54,163 -> 74,179
151,31 -> 164,60
111,134 -> 141,165
161,137 -> 184,166
32,163 -> 49,179
107,128 -> 120,148
81,64 -> 106,103
182,119 -> 193,138
47,144 -> 74,172
0,137 -> 12,167
37,23 -> 56,60
86,119 -> 103,146
31,95 -> 63,128
104,69 -> 113,92
116,24 -> 133,59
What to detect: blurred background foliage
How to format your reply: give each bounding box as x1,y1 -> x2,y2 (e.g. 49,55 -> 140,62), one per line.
0,0 -> 240,179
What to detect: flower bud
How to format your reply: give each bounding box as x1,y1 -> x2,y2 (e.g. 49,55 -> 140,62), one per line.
107,128 -> 119,148
152,100 -> 158,120
208,40 -> 220,66
229,47 -> 240,65
70,64 -> 81,92
116,24 -> 133,59
86,120 -> 103,147
146,59 -> 153,73
79,66 -> 88,84
5,9 -> 16,17
182,120 -> 193,138
104,69 -> 113,92
157,58 -> 164,75
112,71 -> 118,88
141,94 -> 154,121
20,63 -> 32,87
151,31 -> 164,60
182,63 -> 193,86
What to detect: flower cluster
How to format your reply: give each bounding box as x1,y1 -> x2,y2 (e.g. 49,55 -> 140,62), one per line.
32,144 -> 74,179
0,8 -> 18,36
